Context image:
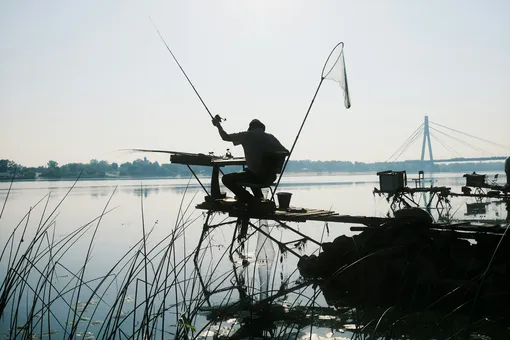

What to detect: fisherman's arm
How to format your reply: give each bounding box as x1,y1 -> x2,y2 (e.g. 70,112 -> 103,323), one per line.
272,135 -> 290,155
212,117 -> 234,142
216,124 -> 233,142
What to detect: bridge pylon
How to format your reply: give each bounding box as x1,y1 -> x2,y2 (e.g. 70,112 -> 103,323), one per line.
420,115 -> 434,164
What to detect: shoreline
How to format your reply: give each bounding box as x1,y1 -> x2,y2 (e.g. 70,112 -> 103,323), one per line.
0,169 -> 503,184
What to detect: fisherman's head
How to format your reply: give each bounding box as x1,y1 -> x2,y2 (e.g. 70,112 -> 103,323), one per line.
248,119 -> 265,132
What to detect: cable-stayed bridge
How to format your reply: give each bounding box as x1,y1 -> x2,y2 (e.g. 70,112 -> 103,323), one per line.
386,116 -> 509,165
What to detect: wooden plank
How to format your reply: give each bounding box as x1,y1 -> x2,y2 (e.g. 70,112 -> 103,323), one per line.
170,153 -> 245,167
171,153 -> 215,166
211,158 -> 246,166
196,199 -> 391,226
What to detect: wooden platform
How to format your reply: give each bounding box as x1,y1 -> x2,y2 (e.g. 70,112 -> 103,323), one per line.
373,186 -> 452,196
351,221 -> 509,235
196,198 -> 391,226
449,191 -> 510,199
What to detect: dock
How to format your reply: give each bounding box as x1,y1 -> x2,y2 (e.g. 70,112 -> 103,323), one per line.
196,198 -> 391,226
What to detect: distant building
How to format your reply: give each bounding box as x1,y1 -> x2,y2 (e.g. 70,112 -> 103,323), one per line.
105,171 -> 120,177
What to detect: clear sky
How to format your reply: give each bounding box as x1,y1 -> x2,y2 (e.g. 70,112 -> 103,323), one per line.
1,0 -> 509,167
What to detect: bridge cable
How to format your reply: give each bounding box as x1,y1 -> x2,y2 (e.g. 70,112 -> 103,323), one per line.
429,132 -> 463,158
388,128 -> 424,162
385,123 -> 424,162
430,126 -> 492,155
429,127 -> 494,156
430,132 -> 462,157
430,121 -> 510,150
387,124 -> 423,162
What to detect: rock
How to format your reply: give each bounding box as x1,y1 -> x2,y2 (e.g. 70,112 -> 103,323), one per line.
394,207 -> 433,225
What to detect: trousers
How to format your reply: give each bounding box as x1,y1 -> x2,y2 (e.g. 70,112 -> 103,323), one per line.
222,170 -> 275,202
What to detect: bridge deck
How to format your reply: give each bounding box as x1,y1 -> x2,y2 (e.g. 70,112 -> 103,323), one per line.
407,156 -> 507,163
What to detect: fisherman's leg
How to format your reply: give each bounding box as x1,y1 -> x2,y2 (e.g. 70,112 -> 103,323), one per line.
250,172 -> 277,199
244,170 -> 264,199
506,171 -> 510,186
251,187 -> 263,199
222,172 -> 255,202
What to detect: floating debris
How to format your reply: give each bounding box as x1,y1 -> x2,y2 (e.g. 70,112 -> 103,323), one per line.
124,295 -> 135,303
76,331 -> 94,339
42,330 -> 57,336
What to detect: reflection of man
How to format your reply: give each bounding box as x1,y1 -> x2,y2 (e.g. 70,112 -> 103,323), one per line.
506,156 -> 510,186
213,118 -> 288,204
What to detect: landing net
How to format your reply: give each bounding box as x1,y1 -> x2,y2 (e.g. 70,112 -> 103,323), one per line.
322,42 -> 351,109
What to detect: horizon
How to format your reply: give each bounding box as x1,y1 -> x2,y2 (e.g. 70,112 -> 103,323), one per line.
2,1 -> 509,167
2,155 -> 506,170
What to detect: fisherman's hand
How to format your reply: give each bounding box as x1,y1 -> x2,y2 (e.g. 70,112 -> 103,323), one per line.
212,114 -> 222,127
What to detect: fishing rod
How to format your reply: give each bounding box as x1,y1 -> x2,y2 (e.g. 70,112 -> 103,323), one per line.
122,148 -> 219,157
150,17 -> 225,125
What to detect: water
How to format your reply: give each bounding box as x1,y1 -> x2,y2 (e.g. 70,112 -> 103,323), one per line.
0,171 -> 508,339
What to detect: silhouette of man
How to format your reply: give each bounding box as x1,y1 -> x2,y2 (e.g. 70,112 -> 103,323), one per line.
213,117 -> 288,204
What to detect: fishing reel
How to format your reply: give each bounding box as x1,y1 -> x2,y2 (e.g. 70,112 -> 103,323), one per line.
212,114 -> 226,126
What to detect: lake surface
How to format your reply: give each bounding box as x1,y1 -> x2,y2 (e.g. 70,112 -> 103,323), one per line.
1,171 -> 508,339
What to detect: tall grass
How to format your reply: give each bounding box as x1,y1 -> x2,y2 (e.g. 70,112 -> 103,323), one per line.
1,175 -> 508,339
0,176 -> 215,339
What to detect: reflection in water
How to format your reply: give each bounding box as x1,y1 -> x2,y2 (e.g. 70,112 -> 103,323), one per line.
255,220 -> 275,301
119,184 -> 204,198
130,186 -> 160,198
87,184 -> 197,199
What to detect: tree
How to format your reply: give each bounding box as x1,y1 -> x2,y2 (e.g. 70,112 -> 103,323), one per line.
0,159 -> 7,172
47,160 -> 58,168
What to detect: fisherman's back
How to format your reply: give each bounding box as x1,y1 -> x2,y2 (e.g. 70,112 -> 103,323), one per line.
230,129 -> 287,176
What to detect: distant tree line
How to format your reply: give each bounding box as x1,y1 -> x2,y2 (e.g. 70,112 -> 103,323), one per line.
284,159 -> 506,174
0,158 -> 505,180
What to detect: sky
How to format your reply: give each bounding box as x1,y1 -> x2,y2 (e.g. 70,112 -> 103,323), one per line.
1,0 -> 509,167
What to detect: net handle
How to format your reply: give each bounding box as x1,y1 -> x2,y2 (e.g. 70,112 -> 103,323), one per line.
271,41 -> 348,201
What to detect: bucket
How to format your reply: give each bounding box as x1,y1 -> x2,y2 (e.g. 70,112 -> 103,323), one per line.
276,192 -> 292,210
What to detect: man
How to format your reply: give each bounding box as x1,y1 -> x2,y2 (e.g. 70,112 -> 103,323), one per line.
505,156 -> 510,187
212,117 -> 289,204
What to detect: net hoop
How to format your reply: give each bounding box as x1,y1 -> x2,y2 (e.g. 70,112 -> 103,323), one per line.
321,42 -> 345,79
